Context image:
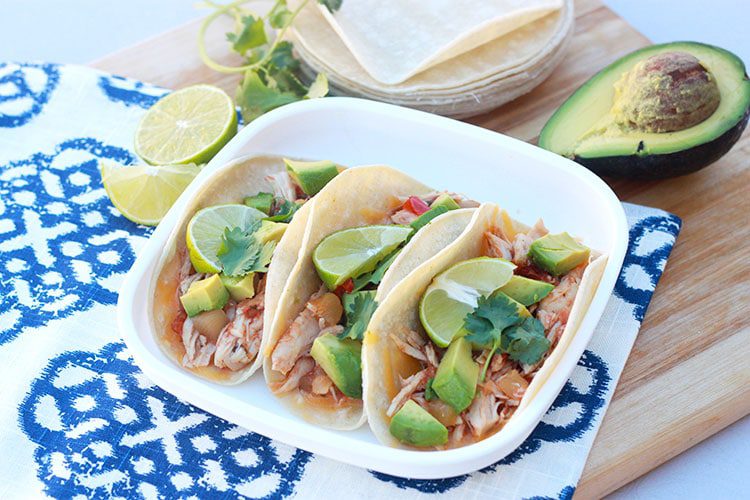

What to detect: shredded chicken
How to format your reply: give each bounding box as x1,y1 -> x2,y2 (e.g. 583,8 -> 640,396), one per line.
390,329 -> 428,363
271,288 -> 327,374
390,208 -> 419,225
464,390 -> 501,438
485,231 -> 513,260
311,365 -> 334,395
449,423 -> 467,446
214,290 -> 265,371
272,356 -> 315,394
271,288 -> 342,375
265,171 -> 297,202
536,264 -> 585,339
387,369 -> 431,417
510,219 -> 548,266
181,318 -> 216,368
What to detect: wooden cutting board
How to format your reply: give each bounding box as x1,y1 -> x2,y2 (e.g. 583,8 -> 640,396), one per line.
90,0 -> 750,497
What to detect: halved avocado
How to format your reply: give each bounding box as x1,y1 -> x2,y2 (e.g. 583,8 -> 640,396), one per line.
539,42 -> 750,179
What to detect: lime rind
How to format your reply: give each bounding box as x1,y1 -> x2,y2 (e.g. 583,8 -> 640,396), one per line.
134,84 -> 237,166
100,161 -> 200,226
419,257 -> 516,347
313,225 -> 413,290
186,204 -> 266,273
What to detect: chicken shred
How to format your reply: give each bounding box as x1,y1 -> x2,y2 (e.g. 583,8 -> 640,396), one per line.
386,369 -> 431,417
214,289 -> 265,371
271,287 -> 337,375
181,318 -> 216,368
271,356 -> 315,394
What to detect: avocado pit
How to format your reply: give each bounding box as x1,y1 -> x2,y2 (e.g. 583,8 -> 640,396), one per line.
612,51 -> 721,133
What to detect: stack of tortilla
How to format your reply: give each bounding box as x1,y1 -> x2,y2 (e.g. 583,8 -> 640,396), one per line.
291,0 -> 574,118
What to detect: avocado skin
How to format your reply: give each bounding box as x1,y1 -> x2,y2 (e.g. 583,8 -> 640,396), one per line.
574,107 -> 749,179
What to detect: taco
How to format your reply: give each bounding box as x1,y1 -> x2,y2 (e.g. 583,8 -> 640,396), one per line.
263,166 -> 479,430
363,203 -> 607,448
149,154 -> 342,384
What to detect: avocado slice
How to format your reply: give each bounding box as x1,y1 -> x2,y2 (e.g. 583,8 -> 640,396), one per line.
430,193 -> 461,211
389,400 -> 448,447
180,274 -> 229,317
529,233 -> 590,276
284,159 -> 339,196
432,337 -> 479,413
310,333 -> 362,398
220,273 -> 255,302
409,195 -> 459,231
256,220 -> 287,243
539,42 -> 750,179
244,192 -> 274,215
499,276 -> 554,306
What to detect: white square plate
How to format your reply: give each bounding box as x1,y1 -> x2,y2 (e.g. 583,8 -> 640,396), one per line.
118,97 -> 628,479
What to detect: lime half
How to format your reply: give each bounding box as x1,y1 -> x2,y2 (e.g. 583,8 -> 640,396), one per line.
313,225 -> 413,290
419,257 -> 516,347
135,84 -> 237,165
100,161 -> 199,226
186,204 -> 265,273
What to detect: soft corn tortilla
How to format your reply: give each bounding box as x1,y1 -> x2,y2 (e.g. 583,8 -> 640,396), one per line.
293,0 -> 572,95
149,154 -> 314,385
314,0 -> 562,84
363,203 -> 607,449
263,166 -> 476,430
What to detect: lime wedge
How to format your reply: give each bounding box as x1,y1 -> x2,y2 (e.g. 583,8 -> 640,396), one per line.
135,84 -> 237,165
100,161 -> 200,226
186,204 -> 266,273
419,257 -> 516,347
313,225 -> 413,290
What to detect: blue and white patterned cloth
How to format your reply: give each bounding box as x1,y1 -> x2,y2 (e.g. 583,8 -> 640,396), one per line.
0,62 -> 681,499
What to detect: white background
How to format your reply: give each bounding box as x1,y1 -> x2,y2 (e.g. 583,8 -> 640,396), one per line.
0,1 -> 747,498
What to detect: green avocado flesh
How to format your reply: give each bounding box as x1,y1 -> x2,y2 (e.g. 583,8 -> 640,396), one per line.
409,195 -> 458,232
432,337 -> 479,413
284,158 -> 339,196
180,274 -> 229,317
389,400 -> 448,447
220,273 -> 255,302
499,276 -> 554,306
310,333 -> 362,398
529,232 -> 590,276
539,42 -> 750,177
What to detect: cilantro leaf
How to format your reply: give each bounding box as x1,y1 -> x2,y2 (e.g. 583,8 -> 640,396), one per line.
264,198 -> 301,223
217,221 -> 276,276
226,15 -> 267,55
424,378 -> 437,401
244,192 -> 274,214
463,292 -> 521,349
268,1 -> 293,29
352,248 -> 402,291
463,291 -> 526,380
236,70 -> 300,122
501,317 -> 550,365
340,291 -> 377,341
318,0 -> 343,13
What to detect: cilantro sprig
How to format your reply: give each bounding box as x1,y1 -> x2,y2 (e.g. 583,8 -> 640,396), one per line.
217,220 -> 277,276
198,0 -> 341,123
463,291 -> 550,380
340,291 -> 378,341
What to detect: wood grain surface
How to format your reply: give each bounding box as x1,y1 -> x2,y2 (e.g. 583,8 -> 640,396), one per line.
91,0 -> 750,497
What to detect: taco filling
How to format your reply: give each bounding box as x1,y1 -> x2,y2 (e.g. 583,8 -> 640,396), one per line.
268,192 -> 478,406
385,219 -> 591,448
172,160 -> 339,371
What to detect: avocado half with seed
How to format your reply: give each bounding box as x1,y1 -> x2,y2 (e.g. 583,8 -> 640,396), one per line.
539,42 -> 750,179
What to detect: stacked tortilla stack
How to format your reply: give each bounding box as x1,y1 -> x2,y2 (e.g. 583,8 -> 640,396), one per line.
291,0 -> 574,118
